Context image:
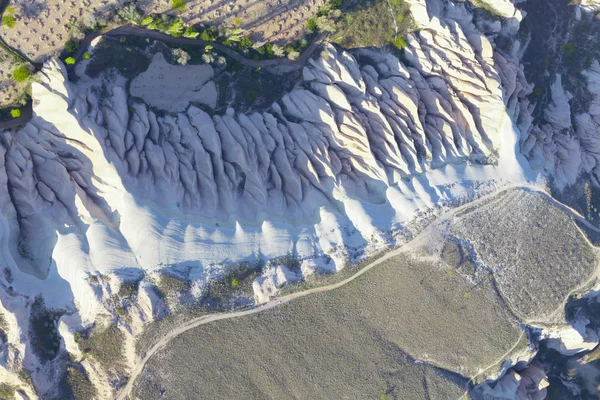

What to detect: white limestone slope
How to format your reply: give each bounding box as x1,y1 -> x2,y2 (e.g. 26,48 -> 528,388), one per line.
580,0 -> 600,13
523,61 -> 600,188
0,0 -> 537,396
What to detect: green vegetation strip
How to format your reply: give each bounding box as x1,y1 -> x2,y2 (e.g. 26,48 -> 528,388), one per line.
331,0 -> 414,49
75,323 -> 126,373
0,383 -> 16,400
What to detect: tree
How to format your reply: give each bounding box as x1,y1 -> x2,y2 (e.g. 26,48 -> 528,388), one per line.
2,15 -> 16,28
171,0 -> 187,11
393,37 -> 407,49
65,40 -> 77,53
272,44 -> 285,57
65,57 -> 76,65
2,6 -> 16,28
172,48 -> 190,65
140,15 -> 155,26
117,3 -> 144,25
12,65 -> 30,82
315,16 -> 336,32
183,27 -> 199,39
166,19 -> 185,37
287,50 -> 300,60
82,12 -> 107,31
202,52 -> 215,64
10,109 -> 21,118
200,28 -> 215,41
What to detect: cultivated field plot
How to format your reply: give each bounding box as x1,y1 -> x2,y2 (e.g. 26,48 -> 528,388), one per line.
450,188 -> 598,322
0,46 -> 27,107
138,0 -> 327,44
0,0 -> 325,63
132,248 -> 522,399
0,0 -> 121,62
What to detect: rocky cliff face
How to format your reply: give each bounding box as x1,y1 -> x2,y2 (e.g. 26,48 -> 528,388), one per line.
0,0 -> 587,398
518,0 -> 600,190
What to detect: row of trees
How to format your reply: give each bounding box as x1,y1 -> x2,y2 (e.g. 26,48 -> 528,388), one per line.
117,0 -> 349,62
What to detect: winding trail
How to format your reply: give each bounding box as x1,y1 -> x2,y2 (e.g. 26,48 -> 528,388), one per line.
115,182 -> 600,400
0,25 -> 326,130
76,24 -> 327,68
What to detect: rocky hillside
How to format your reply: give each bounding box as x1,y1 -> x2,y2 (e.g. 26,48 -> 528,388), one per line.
0,0 -> 598,398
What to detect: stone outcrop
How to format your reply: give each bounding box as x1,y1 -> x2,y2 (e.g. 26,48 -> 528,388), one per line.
0,0 -> 537,397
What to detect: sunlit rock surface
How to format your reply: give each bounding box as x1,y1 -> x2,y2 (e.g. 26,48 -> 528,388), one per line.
0,0 -> 542,398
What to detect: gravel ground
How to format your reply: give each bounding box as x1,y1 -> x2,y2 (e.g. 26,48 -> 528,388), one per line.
0,0 -> 121,62
450,188 -> 598,322
0,50 -> 27,107
132,248 -> 522,399
128,188 -> 598,399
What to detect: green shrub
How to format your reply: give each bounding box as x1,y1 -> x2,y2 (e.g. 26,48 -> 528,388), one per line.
2,15 -> 16,28
183,26 -> 199,39
171,0 -> 187,11
265,43 -> 275,56
118,279 -> 142,299
115,306 -> 127,317
10,109 -> 20,118
331,0 -> 413,49
83,52 -> 91,59
307,18 -> 317,30
75,324 -> 125,372
12,65 -> 30,82
66,365 -> 97,400
393,36 -> 407,49
65,57 -> 76,65
563,42 -> 576,57
65,40 -> 77,53
117,3 -> 144,25
468,0 -> 503,18
200,28 -> 215,41
0,383 -> 15,400
140,15 -> 155,26
18,369 -> 33,388
166,19 -> 185,37
234,17 -> 243,26
158,275 -> 188,295
238,36 -> 253,48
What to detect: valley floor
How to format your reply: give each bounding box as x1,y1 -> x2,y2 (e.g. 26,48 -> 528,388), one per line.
121,185 -> 600,399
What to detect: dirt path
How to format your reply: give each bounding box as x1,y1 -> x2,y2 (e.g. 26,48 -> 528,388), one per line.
0,25 -> 326,130
78,24 -> 327,69
116,182 -> 599,400
0,105 -> 32,130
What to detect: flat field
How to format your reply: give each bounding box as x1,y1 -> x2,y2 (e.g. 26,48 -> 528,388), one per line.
131,188 -> 598,399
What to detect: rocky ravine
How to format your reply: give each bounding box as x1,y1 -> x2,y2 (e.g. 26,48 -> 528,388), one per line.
0,0 -> 594,398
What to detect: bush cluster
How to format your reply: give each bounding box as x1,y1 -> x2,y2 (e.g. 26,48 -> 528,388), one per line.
74,324 -> 126,372
331,0 -> 413,49
2,6 -> 16,29
171,0 -> 187,11
12,65 -> 30,82
0,383 -> 16,400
